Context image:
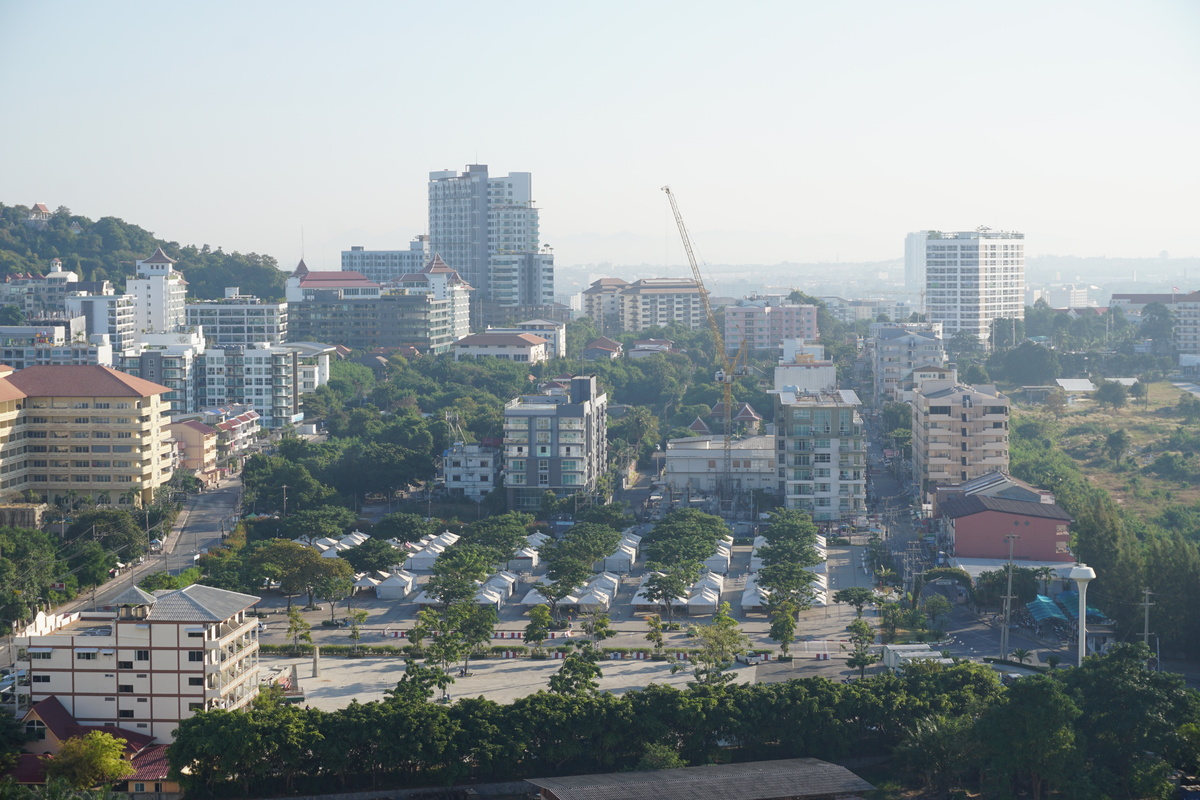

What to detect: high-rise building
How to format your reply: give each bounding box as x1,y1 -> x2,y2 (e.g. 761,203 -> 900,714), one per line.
911,380 -> 1010,491
118,331 -> 206,415
923,230 -> 1025,346
904,231 -> 929,290
428,165 -> 554,324
65,294 -> 135,351
127,248 -> 187,334
341,238 -> 430,284
871,326 -> 946,403
502,376 -> 607,510
772,388 -> 866,523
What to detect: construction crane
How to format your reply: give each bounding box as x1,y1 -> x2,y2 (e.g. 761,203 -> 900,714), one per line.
662,186 -> 749,511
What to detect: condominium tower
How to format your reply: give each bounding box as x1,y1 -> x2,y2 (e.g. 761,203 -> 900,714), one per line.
428,165 -> 554,325
923,230 -> 1024,346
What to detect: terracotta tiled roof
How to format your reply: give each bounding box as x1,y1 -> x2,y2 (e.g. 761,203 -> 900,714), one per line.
11,754 -> 45,784
6,365 -> 169,398
456,333 -> 547,347
299,271 -> 379,289
688,416 -> 711,434
423,254 -> 457,274
32,203 -> 50,214
140,247 -> 176,265
173,420 -> 217,435
128,744 -> 171,781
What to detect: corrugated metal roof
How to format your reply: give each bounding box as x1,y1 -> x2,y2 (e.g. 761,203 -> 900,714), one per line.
940,494 -> 1072,521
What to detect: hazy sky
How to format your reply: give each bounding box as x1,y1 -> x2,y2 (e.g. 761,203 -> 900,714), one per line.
2,1 -> 1198,273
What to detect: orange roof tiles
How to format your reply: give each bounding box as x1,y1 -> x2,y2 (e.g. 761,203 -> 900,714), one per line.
6,365 -> 169,398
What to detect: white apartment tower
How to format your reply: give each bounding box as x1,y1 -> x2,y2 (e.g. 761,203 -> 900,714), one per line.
924,230 -> 1024,347
428,165 -> 554,324
128,247 -> 187,334
904,231 -> 929,290
773,388 -> 867,524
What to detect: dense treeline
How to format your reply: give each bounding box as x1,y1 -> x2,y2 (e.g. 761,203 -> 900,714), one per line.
169,646 -> 1199,799
1010,415 -> 1200,659
0,203 -> 286,299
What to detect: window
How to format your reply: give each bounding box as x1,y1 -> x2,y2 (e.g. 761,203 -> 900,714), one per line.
118,661 -> 133,670
118,684 -> 133,693
188,703 -> 203,712
187,631 -> 204,638
76,652 -> 96,661
118,710 -> 134,718
31,675 -> 49,683
29,651 -> 51,660
135,650 -> 149,661
188,676 -> 204,686
25,721 -> 46,740
187,651 -> 204,662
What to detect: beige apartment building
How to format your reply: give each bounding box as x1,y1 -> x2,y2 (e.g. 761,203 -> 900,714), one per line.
911,380 -> 1010,491
167,419 -> 220,486
582,277 -> 706,333
0,365 -> 174,507
14,584 -> 261,744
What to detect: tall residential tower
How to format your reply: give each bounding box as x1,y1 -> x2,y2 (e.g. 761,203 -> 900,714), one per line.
428,165 -> 554,326
923,229 -> 1024,347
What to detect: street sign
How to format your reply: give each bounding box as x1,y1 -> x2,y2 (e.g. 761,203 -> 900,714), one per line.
50,583 -> 65,590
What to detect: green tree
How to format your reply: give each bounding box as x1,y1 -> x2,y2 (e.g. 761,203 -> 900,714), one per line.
524,604 -> 552,654
833,586 -> 876,617
1095,379 -> 1129,408
634,742 -> 687,771
845,617 -> 878,678
339,538 -> 399,574
372,512 -> 437,544
1010,647 -> 1031,665
677,602 -> 749,685
977,675 -> 1082,800
347,609 -> 369,654
1001,341 -> 1061,385
892,714 -> 979,796
644,613 -> 665,656
42,731 -> 134,788
766,597 -> 798,657
642,568 -> 692,624
549,642 -> 604,695
921,593 -> 952,631
285,606 -> 312,653
307,557 -> 354,618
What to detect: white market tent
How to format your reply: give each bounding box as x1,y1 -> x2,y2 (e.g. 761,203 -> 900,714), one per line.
474,585 -> 506,610
483,571 -> 519,598
353,575 -> 381,590
600,542 -> 636,573
320,548 -> 342,559
687,586 -> 721,615
694,572 -> 724,593
341,531 -> 370,546
704,541 -> 732,574
376,573 -> 415,600
741,575 -> 769,612
573,587 -> 613,613
589,572 -> 620,596
508,547 -> 540,572
526,531 -> 551,548
519,587 -> 552,606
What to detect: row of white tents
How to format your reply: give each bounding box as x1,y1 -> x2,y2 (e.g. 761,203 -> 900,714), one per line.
742,534 -> 830,611
631,570 -> 727,616
402,531 -> 461,572
353,569 -> 417,599
594,530 -> 641,573
411,569 -> 521,609
508,531 -> 550,572
518,571 -> 622,613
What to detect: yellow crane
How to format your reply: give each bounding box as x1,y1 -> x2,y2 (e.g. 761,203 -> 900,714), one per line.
662,185 -> 749,508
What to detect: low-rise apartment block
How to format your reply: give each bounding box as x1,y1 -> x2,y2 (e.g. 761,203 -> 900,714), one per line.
581,277 -> 706,333
503,376 -> 608,510
912,380 -> 1010,490
186,288 -> 288,347
454,332 -> 549,364
440,442 -> 501,500
872,326 -> 946,403
723,295 -> 818,355
664,434 -> 777,494
14,584 -> 261,743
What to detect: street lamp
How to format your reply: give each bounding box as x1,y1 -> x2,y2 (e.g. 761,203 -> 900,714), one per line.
1068,563 -> 1096,667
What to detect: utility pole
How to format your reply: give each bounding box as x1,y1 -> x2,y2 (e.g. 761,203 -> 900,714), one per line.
1000,533 -> 1019,661
281,484 -> 289,519
1139,587 -> 1155,647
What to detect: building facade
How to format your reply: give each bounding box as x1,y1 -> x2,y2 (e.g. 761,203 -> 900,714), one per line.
65,294 -> 135,352
186,288 -> 288,347
428,165 -> 555,324
911,380 -> 1010,490
940,495 -> 1074,562
503,376 -> 608,510
341,238 -> 430,284
13,584 -> 261,743
0,365 -> 175,506
0,258 -> 113,316
581,278 -> 630,334
871,327 -> 946,403
904,231 -> 929,290
924,229 -> 1025,346
772,389 -> 866,523
128,248 -> 187,334
117,331 -> 206,415
197,345 -> 298,429
440,442 -> 501,500
723,296 -> 818,355
664,435 -> 778,494
483,319 -> 567,360
454,332 -> 549,364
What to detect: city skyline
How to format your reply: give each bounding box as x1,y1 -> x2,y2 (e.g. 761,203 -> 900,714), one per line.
2,2 -> 1197,272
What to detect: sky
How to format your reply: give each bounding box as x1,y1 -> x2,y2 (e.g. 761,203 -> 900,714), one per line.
2,1 -> 1198,274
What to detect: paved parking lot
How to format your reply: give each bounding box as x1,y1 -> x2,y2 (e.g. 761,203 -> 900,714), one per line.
256,540 -> 883,707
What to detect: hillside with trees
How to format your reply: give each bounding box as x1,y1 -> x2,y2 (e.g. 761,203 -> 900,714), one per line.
0,202 -> 287,300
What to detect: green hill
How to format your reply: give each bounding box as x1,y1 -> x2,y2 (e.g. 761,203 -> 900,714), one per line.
0,202 -> 287,300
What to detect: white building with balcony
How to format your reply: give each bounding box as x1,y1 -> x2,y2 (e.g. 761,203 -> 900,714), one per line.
13,584 -> 260,744
772,388 -> 866,523
664,435 -> 777,494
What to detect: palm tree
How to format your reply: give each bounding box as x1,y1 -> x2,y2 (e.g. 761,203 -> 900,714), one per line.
1011,647 -> 1031,665
876,567 -> 898,588
1032,566 -> 1057,597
